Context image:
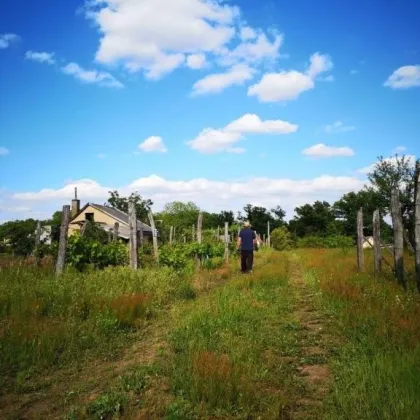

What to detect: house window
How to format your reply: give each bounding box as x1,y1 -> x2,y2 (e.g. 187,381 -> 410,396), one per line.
85,213 -> 94,222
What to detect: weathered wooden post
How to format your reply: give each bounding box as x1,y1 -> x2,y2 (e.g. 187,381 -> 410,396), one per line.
173,227 -> 177,243
169,226 -> 174,246
113,222 -> 119,242
357,207 -> 364,272
196,213 -> 203,268
224,222 -> 229,262
267,221 -> 271,247
35,221 -> 42,266
128,201 -> 138,269
414,173 -> 420,292
391,188 -> 405,288
372,209 -> 382,275
56,205 -> 70,277
148,211 -> 159,265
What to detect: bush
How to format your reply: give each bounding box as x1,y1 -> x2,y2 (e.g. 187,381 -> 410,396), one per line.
270,227 -> 293,251
297,235 -> 354,249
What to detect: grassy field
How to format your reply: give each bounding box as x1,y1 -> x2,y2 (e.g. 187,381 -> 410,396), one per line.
1,249 -> 419,419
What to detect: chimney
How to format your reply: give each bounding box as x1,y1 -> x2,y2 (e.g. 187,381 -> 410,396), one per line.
71,187 -> 80,218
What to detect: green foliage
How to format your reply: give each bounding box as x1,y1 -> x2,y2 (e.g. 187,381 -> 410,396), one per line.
240,204 -> 286,235
296,235 -> 354,248
270,227 -> 293,250
86,392 -> 127,419
0,219 -> 38,256
106,190 -> 153,221
66,234 -> 128,271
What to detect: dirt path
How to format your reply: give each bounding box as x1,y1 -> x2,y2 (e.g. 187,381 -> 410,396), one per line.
287,253 -> 334,419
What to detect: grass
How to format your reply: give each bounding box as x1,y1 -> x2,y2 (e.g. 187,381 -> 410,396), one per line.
299,248 -> 420,420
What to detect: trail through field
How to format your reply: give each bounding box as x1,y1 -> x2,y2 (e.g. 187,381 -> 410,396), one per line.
1,253 -> 340,419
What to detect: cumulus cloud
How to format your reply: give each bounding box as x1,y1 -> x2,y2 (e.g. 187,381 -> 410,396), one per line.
302,143 -> 355,158
239,26 -> 257,41
191,63 -> 255,95
384,65 -> 420,89
0,33 -> 19,49
0,147 -> 10,156
324,121 -> 356,134
186,53 -> 207,69
9,174 -> 365,222
358,155 -> 417,174
138,136 -> 168,153
187,113 -> 298,153
25,51 -> 55,65
61,62 -> 124,88
248,52 -> 333,102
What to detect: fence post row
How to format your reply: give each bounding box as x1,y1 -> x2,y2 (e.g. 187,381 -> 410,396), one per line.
391,188 -> 406,289
128,201 -> 138,270
372,209 -> 382,275
56,205 -> 70,277
414,173 -> 420,293
356,207 -> 364,272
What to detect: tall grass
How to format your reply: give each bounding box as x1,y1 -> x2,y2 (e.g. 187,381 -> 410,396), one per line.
299,248 -> 420,420
0,264 -> 195,384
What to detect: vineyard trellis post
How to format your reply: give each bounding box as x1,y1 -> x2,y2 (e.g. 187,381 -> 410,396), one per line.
391,188 -> 405,289
224,222 -> 229,262
169,226 -> 174,246
56,205 -> 70,277
148,210 -> 159,265
113,222 -> 119,242
196,213 -> 203,268
357,207 -> 364,272
128,201 -> 138,270
192,224 -> 195,243
35,220 -> 42,266
414,172 -> 420,292
373,209 -> 382,275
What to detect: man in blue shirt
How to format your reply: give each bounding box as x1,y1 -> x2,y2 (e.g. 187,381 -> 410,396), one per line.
237,221 -> 256,273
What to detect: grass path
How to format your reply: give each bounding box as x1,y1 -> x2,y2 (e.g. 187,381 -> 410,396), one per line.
1,252 -> 341,419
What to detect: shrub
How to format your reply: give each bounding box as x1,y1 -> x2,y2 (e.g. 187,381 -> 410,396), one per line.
270,227 -> 293,251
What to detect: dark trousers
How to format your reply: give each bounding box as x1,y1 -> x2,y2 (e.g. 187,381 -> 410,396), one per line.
241,250 -> 254,273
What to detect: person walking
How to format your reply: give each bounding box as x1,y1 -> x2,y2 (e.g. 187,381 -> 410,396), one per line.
237,221 -> 256,273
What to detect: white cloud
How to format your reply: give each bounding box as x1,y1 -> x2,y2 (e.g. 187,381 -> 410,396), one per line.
324,121 -> 356,134
224,113 -> 298,134
240,26 -> 257,41
358,155 -> 417,174
85,0 -> 239,77
0,33 -> 19,49
192,63 -> 255,95
384,65 -> 420,89
302,143 -> 355,158
61,62 -> 124,88
186,53 -> 207,69
138,136 -> 168,153
0,147 -> 9,156
187,113 -> 298,153
248,52 -> 333,102
393,146 -> 407,154
25,51 -> 55,65
10,174 -> 365,221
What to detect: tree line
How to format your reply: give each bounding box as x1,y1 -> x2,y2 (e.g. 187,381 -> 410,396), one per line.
1,154 -> 419,256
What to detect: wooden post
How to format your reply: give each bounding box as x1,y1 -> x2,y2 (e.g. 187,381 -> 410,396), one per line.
192,224 -> 195,242
267,221 -> 271,247
173,227 -> 177,243
113,222 -> 119,242
224,222 -> 229,262
148,211 -> 159,265
183,235 -> 186,244
128,201 -> 138,270
169,226 -> 174,246
414,173 -> 420,292
35,221 -> 42,266
391,188 -> 405,288
55,205 -> 70,277
197,213 -> 203,244
372,209 -> 382,275
357,207 -> 364,272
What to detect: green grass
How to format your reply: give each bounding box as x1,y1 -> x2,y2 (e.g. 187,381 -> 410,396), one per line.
299,249 -> 420,420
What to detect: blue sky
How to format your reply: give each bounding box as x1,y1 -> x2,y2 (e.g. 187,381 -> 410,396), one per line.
0,0 -> 419,221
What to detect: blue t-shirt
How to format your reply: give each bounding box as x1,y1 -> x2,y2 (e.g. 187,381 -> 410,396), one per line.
239,228 -> 256,251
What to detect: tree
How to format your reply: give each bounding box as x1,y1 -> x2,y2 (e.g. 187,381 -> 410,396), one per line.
0,219 -> 38,256
289,201 -> 337,237
271,227 -> 293,250
241,204 -> 286,235
106,190 -> 153,221
367,154 -> 420,244
156,201 -> 200,231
